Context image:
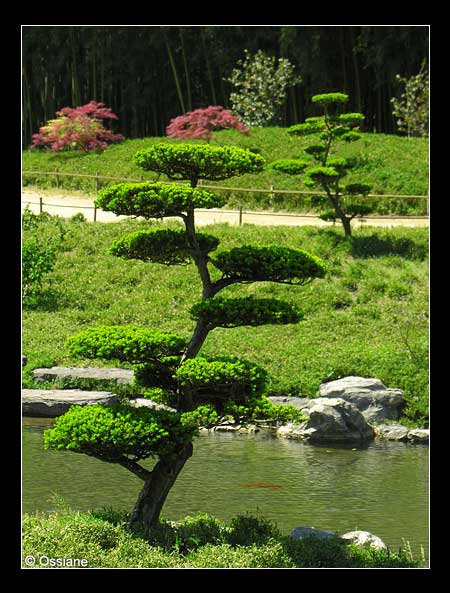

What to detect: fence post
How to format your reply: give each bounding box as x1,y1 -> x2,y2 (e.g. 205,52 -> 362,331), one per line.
239,204 -> 243,226
94,205 -> 97,222
39,196 -> 43,214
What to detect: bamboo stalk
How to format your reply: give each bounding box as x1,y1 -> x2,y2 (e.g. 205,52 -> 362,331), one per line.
164,31 -> 185,114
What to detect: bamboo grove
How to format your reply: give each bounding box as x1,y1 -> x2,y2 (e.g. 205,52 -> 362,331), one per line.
22,25 -> 429,146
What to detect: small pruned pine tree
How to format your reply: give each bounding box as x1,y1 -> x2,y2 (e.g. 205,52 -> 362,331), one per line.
44,142 -> 327,538
271,92 -> 373,237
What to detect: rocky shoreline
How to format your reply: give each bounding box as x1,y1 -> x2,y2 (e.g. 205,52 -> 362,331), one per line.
23,367 -> 429,444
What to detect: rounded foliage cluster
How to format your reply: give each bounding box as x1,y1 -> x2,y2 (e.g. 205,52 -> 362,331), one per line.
304,166 -> 340,187
96,182 -> 223,219
190,296 -> 303,329
133,143 -> 265,183
44,403 -> 195,462
269,159 -> 309,175
109,228 -> 219,265
211,245 -> 327,285
288,119 -> 326,136
175,357 -> 267,404
312,92 -> 349,106
65,326 -> 186,364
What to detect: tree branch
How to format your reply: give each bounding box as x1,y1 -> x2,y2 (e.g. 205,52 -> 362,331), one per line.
117,457 -> 153,481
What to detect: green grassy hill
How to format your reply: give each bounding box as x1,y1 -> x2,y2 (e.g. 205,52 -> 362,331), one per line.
22,215 -> 429,427
22,128 -> 429,215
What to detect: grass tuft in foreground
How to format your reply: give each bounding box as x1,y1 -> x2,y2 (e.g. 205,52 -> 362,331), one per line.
22,508 -> 422,568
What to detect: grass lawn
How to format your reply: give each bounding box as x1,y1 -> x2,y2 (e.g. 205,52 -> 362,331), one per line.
22,213 -> 429,427
22,128 -> 429,216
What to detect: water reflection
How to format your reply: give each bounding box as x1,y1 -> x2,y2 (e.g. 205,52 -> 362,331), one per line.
22,423 -> 429,563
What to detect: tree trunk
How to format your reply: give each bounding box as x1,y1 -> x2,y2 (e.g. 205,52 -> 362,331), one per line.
128,442 -> 194,537
326,187 -> 352,238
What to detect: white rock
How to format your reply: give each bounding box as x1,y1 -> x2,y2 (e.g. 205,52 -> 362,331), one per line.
340,530 -> 388,550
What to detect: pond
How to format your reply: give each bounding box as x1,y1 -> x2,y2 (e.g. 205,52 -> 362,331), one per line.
22,418 -> 429,564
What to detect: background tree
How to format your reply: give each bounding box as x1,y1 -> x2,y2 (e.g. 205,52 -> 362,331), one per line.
31,101 -> 123,152
390,62 -> 429,138
270,92 -> 373,237
43,143 -> 327,537
22,26 -> 429,145
165,105 -> 249,141
226,49 -> 300,127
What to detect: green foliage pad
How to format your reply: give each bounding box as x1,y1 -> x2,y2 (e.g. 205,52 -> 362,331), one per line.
190,296 -> 303,329
96,182 -> 224,219
109,228 -> 219,265
133,143 -> 265,183
65,326 -> 186,364
211,245 -> 327,285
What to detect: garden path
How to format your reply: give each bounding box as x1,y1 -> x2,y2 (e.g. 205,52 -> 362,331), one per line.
21,189 -> 429,228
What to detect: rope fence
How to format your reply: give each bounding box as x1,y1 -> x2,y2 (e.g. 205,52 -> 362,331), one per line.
22,169 -> 430,223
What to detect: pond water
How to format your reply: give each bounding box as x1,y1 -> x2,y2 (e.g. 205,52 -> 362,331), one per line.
22,418 -> 429,564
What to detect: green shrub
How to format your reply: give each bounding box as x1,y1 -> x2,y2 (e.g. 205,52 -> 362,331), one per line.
22,240 -> 58,298
172,513 -> 227,553
190,296 -> 303,329
133,143 -> 265,183
109,228 -> 219,264
96,181 -> 224,219
269,159 -> 309,175
226,513 -> 281,547
283,535 -> 354,568
175,357 -> 267,405
211,245 -> 327,284
133,356 -> 181,393
184,540 -> 293,568
44,403 -> 196,462
65,326 -> 186,363
250,398 -> 306,423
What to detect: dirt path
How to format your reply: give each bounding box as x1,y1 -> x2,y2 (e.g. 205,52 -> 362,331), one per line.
21,189 -> 429,228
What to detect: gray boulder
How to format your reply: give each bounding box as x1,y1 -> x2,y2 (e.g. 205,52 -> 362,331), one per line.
22,388 -> 117,417
277,397 -> 374,443
32,366 -> 134,385
319,376 -> 404,422
290,526 -> 338,540
374,424 -> 429,443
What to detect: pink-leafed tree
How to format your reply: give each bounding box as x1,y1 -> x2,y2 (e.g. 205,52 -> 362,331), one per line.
31,101 -> 124,152
166,106 -> 250,142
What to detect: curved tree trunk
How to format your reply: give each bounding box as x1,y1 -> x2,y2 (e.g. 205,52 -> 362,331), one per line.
127,442 -> 194,538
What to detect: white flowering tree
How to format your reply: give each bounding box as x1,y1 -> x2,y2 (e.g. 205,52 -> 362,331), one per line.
391,63 -> 429,138
227,49 -> 301,127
